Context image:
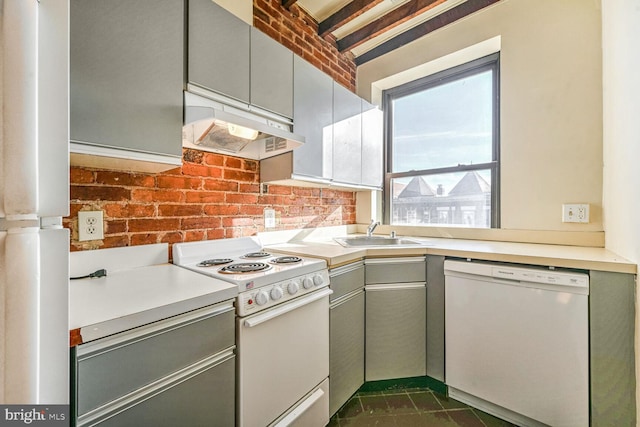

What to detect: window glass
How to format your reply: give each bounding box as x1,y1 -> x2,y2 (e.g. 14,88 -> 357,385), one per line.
391,71 -> 493,173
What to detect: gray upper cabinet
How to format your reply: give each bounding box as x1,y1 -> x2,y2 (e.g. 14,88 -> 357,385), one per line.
262,56 -> 384,189
250,29 -> 293,118
361,99 -> 384,189
70,0 -> 183,160
293,56 -> 334,181
332,82 -> 362,186
188,0 -> 250,103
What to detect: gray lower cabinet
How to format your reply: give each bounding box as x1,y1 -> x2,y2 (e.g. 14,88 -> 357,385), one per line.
426,255 -> 445,382
365,257 -> 427,381
92,356 -> 234,427
590,270 -> 636,427
70,0 -> 183,159
329,262 -> 365,416
73,302 -> 236,426
188,0 -> 250,103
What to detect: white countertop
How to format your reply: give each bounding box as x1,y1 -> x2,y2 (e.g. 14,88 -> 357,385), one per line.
69,244 -> 237,344
266,235 -> 637,274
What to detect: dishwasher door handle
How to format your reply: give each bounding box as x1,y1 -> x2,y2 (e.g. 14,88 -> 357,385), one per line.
244,288 -> 333,328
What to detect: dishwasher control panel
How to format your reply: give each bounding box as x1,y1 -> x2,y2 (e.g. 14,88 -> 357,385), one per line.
491,266 -> 588,288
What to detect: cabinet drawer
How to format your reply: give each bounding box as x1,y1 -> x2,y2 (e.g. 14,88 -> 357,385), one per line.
329,261 -> 364,302
76,302 -> 234,416
80,352 -> 235,427
365,257 -> 426,284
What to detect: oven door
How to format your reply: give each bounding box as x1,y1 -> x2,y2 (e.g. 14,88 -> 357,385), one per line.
237,287 -> 331,427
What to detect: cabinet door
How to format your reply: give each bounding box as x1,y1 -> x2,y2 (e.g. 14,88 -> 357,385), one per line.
590,270 -> 636,426
332,82 -> 362,185
250,29 -> 293,118
188,0 -> 250,103
361,100 -> 384,188
70,0 -> 183,157
365,284 -> 426,381
426,255 -> 445,382
293,56 -> 333,180
330,291 -> 365,417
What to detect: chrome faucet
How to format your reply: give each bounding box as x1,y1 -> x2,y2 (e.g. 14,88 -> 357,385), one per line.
366,219 -> 380,237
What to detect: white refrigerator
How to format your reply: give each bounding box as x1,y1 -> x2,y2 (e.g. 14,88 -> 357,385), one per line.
1,0 -> 70,404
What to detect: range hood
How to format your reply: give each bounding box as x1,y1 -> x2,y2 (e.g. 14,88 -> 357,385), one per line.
183,88 -> 305,160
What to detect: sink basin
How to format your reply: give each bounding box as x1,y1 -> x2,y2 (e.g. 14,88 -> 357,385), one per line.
334,236 -> 425,248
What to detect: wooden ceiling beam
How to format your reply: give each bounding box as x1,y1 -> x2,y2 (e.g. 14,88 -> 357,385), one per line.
282,0 -> 298,9
318,0 -> 386,37
355,0 -> 500,65
337,0 -> 446,53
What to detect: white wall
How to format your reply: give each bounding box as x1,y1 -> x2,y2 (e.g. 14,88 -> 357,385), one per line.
357,0 -> 603,233
213,0 -> 252,25
601,1 -> 640,423
602,1 -> 640,262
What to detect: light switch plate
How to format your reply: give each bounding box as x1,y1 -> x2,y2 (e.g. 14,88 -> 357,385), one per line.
264,208 -> 276,229
78,210 -> 104,241
562,204 -> 589,223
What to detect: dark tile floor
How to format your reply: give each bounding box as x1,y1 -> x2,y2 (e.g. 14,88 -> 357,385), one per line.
328,386 -> 518,427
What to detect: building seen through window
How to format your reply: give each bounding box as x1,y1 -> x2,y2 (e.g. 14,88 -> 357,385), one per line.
392,171 -> 491,227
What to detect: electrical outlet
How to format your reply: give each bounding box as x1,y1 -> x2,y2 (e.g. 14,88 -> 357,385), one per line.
264,208 -> 276,229
78,210 -> 104,241
562,204 -> 589,223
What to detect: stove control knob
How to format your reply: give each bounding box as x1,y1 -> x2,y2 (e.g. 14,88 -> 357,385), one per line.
313,274 -> 325,287
255,290 -> 269,306
270,286 -> 283,300
287,281 -> 299,295
303,277 -> 314,289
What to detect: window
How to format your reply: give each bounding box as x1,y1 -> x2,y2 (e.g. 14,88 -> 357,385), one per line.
383,53 -> 500,228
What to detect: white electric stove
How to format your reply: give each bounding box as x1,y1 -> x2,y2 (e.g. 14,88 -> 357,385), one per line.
173,237 -> 331,427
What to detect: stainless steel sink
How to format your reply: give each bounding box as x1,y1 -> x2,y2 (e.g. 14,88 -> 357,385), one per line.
333,236 -> 425,248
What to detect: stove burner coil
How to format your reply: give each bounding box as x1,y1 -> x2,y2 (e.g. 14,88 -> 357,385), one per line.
270,256 -> 303,264
197,258 -> 234,267
219,262 -> 272,274
242,252 -> 272,259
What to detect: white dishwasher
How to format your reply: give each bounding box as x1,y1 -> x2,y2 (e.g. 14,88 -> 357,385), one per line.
444,260 -> 589,427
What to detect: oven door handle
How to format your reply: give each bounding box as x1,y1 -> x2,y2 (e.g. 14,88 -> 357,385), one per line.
244,288 -> 333,328
271,387 -> 325,427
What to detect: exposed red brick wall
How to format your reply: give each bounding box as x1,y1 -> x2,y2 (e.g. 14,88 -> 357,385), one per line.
253,0 -> 357,91
65,150 -> 357,253
65,4 -> 360,254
